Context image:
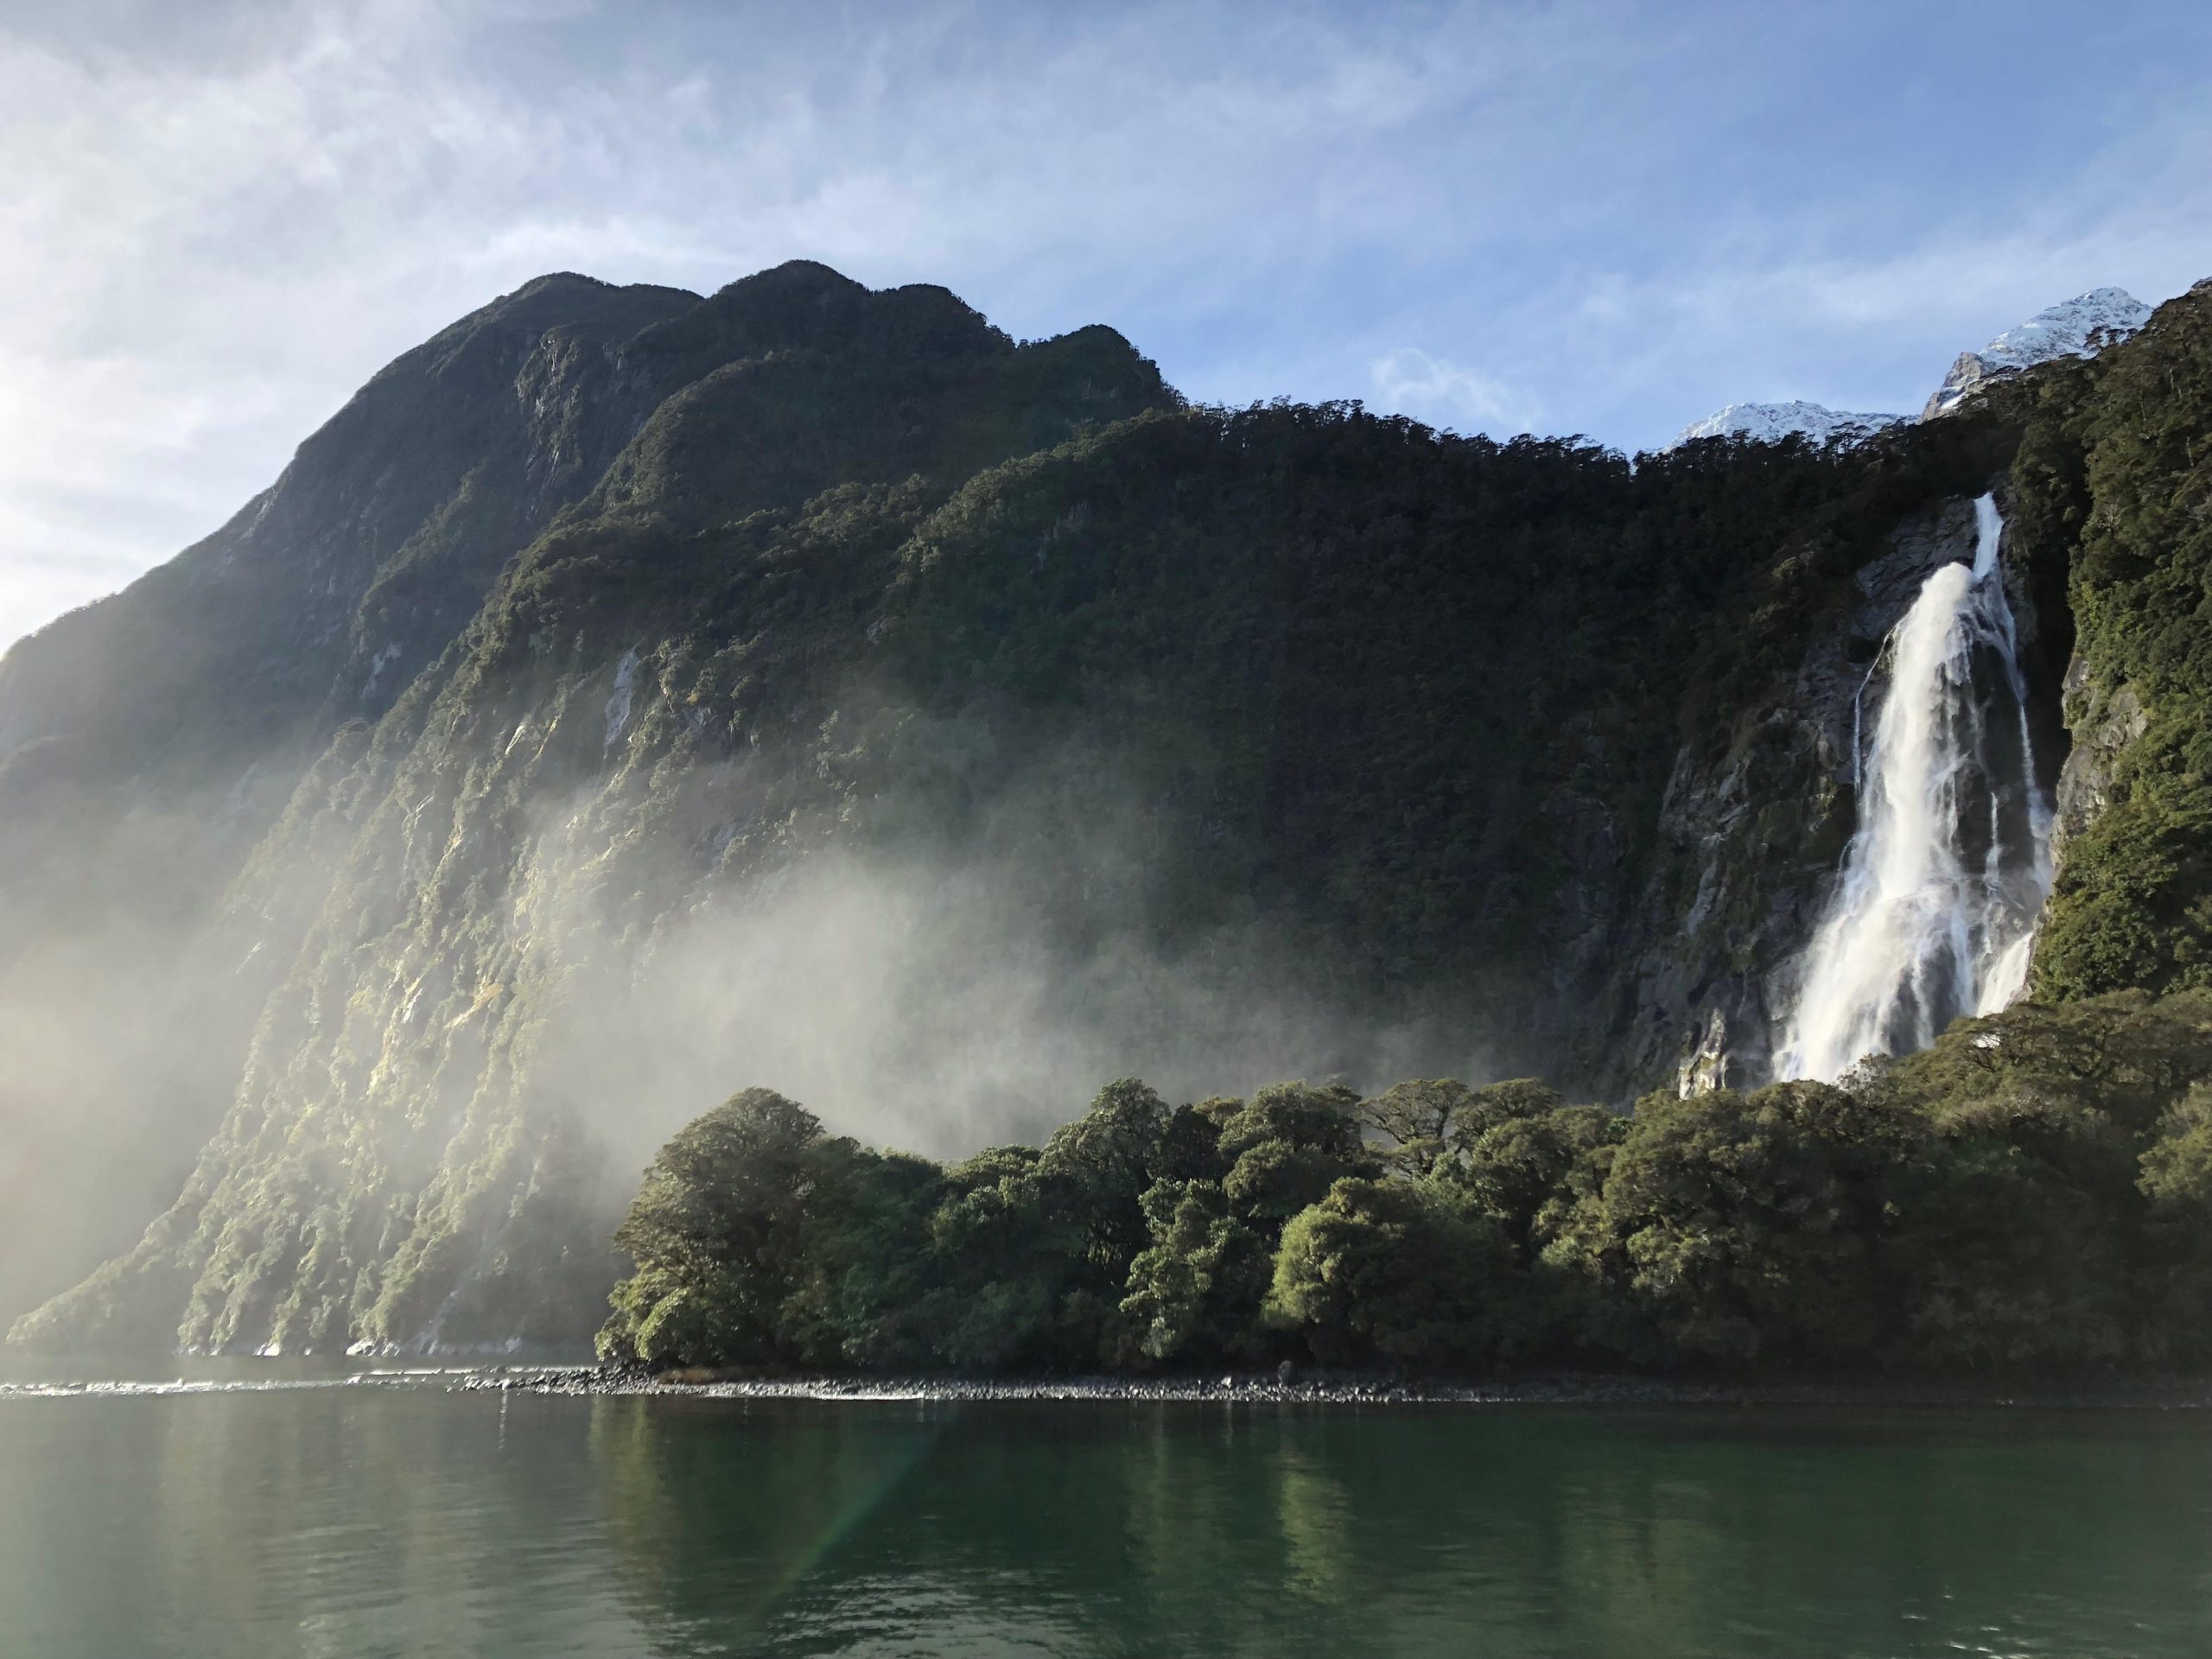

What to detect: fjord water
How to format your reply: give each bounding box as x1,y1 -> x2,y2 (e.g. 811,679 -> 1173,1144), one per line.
4,1370 -> 2209,1657
1781,494 -> 2053,1083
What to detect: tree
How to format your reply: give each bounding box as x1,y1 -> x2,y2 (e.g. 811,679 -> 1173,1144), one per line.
1117,1179 -> 1270,1366
1866,991 -> 2212,1138
1266,1178 -> 1524,1368
909,1081 -> 1179,1373
598,1088 -> 826,1369
1862,994 -> 2212,1365
1445,1078 -> 1569,1158
2137,1085 -> 2212,1364
913,1144 -> 1068,1371
1038,1077 -> 1173,1275
1454,1103 -> 1625,1261
1884,1096 -> 2130,1368
1548,1083 -> 1902,1366
776,1143 -> 946,1369
1359,1078 -> 1472,1177
1218,1082 -> 1376,1224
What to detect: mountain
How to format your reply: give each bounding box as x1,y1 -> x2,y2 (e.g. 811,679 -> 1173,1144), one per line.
0,260 -> 1172,1338
1670,401 -> 1904,448
7,263 -> 2212,1357
1671,287 -> 2152,448
0,271 -> 702,1325
1923,287 -> 2153,419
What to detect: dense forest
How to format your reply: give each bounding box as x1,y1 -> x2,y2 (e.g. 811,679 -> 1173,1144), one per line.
603,988 -> 2212,1376
591,272 -> 2212,1380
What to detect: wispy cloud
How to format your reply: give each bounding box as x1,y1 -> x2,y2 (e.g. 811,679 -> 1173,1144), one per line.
1368,348 -> 1539,436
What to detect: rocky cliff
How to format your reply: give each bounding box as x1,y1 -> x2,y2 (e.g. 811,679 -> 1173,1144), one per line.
0,271 -> 707,1322
0,259 -> 1171,1337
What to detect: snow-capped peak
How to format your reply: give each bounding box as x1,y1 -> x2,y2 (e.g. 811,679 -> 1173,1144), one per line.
1672,286 -> 2156,447
1922,287 -> 2151,419
1670,401 -> 1905,450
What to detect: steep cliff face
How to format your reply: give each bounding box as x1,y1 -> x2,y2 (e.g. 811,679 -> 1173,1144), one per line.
10,267 -> 2212,1356
0,271 -> 715,1321
2012,280 -> 2212,1003
1617,499 -> 1998,1093
2051,658 -> 2146,866
0,260 -> 1171,1332
1629,283 -> 2211,1099
15,420 -> 2018,1351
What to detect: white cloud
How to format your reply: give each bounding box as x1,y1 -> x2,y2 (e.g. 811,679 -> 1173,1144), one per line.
1368,348 -> 1538,436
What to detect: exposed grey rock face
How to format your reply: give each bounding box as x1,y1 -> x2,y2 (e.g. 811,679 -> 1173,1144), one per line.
2051,653 -> 2146,868
1618,497 -> 1994,1096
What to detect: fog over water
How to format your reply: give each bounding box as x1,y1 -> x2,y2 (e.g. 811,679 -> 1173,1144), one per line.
0,769 -> 293,1325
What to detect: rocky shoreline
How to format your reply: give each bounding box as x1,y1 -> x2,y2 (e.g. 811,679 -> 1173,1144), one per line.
454,1364 -> 2212,1409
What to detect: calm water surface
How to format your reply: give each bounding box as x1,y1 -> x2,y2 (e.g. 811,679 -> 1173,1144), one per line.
2,1362 -> 2209,1657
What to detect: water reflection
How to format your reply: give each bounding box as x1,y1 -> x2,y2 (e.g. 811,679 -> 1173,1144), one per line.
585,1399 -> 2212,1658
2,1382 -> 2209,1657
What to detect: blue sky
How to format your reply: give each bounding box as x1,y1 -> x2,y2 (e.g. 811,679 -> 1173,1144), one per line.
4,0 -> 2211,648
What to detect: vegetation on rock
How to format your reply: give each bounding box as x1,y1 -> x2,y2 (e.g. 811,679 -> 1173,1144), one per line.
12,267 -> 2212,1359
2006,281 -> 2212,1001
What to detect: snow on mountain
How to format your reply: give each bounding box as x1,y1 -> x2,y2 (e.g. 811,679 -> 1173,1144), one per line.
1921,287 -> 2151,419
1672,287 -> 2155,448
1671,401 -> 1906,449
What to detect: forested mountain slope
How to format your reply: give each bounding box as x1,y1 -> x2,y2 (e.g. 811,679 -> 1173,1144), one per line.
8,264 -> 2210,1354
0,261 -> 1170,1333
0,269 -> 696,1323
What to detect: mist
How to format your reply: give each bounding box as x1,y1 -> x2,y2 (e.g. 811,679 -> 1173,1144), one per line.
524,747 -> 1499,1191
0,752 -> 298,1328
543,852 -> 1477,1179
0,609 -> 1515,1352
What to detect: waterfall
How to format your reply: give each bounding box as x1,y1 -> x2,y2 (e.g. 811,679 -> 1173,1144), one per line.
1776,494 -> 2053,1083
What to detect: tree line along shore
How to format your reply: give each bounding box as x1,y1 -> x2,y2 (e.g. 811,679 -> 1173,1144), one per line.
598,988 -> 2212,1379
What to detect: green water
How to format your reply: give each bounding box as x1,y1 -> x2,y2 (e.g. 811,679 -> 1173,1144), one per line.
1,1370 -> 2208,1657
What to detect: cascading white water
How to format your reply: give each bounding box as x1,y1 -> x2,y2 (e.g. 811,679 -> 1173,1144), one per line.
1777,494 -> 2053,1083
